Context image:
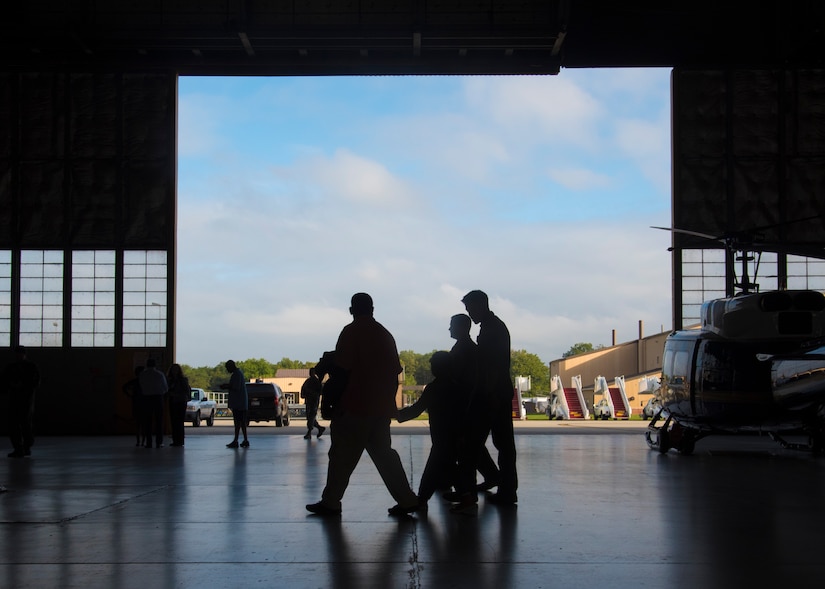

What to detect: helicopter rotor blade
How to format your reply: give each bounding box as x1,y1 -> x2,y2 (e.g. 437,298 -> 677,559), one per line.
650,226 -> 721,241
651,225 -> 825,260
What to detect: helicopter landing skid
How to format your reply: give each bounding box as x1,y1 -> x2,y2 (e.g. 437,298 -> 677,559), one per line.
646,412 -> 701,455
767,432 -> 813,452
768,428 -> 825,455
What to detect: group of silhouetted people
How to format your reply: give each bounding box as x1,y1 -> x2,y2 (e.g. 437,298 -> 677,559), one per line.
306,289 -> 517,518
123,357 -> 254,450
122,358 -> 191,448
4,290 -> 517,517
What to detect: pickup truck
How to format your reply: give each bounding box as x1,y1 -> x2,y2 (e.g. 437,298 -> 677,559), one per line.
186,388 -> 217,427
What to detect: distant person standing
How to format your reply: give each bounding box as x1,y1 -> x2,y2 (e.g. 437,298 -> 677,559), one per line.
167,363 -> 191,447
138,358 -> 168,449
452,290 -> 518,512
221,360 -> 249,448
2,345 -> 40,458
306,293 -> 419,517
301,367 -> 325,440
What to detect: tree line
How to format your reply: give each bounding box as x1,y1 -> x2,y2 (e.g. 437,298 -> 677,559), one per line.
181,349 -> 551,394
181,343 -> 596,395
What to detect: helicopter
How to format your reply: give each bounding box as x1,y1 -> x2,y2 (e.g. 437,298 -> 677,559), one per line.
645,220 -> 825,455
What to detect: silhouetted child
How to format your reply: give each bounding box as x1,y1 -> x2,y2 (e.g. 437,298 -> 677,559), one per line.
398,351 -> 460,507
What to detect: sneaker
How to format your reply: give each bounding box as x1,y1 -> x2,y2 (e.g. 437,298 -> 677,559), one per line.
449,499 -> 478,516
7,450 -> 24,458
226,441 -> 239,448
240,440 -> 249,448
441,491 -> 464,502
306,502 -> 342,517
303,432 -> 312,440
387,502 -> 421,516
317,425 -> 326,439
487,492 -> 518,505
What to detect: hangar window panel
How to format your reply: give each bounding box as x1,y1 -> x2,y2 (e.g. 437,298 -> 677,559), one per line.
122,250 -> 167,348
681,249 -> 726,328
71,250 -> 115,347
19,250 -> 64,347
0,251 -> 10,347
787,256 -> 825,291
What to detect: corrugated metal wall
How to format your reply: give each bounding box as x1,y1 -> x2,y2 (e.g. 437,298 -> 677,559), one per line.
0,71 -> 176,434
672,69 -> 825,328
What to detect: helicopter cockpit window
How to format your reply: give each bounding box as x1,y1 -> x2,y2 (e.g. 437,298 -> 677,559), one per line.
672,350 -> 690,385
664,346 -> 690,386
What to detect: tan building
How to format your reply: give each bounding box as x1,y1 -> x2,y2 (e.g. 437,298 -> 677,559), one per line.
265,369 -> 310,405
549,323 -> 671,416
261,368 -> 405,413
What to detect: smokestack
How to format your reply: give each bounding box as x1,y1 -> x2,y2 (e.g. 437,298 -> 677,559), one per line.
639,320 -> 644,340
612,329 -> 616,346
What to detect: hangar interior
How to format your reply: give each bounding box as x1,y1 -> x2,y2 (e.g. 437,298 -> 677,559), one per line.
2,0 -> 825,433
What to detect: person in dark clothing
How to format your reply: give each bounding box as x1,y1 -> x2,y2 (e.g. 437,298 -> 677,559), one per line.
306,292 -> 419,517
451,290 -> 518,513
2,345 -> 40,458
139,358 -> 168,449
221,360 -> 248,448
167,363 -> 191,447
123,366 -> 145,447
398,351 -> 458,506
443,313 -> 500,495
301,367 -> 326,440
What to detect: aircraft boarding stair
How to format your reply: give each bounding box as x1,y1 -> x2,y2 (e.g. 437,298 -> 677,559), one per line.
594,375 -> 632,419
550,375 -> 589,419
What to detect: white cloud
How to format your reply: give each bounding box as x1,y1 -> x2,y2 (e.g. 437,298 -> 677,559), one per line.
463,75 -> 605,150
307,149 -> 416,207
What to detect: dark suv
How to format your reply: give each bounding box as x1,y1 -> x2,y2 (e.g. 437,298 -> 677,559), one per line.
246,382 -> 289,427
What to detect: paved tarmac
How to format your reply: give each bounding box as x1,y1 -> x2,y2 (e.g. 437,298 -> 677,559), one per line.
2,419 -> 824,589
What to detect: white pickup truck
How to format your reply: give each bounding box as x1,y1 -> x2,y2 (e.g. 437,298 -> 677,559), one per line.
186,388 -> 217,427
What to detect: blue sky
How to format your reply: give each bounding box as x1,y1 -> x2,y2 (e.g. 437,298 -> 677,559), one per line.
176,69 -> 674,368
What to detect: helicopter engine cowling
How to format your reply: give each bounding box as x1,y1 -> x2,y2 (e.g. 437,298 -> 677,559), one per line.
701,290 -> 825,340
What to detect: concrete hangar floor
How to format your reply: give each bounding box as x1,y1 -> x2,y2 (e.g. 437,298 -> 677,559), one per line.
1,420 -> 823,589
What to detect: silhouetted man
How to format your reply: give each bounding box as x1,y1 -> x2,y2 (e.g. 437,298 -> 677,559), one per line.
306,292 -> 419,517
301,367 -> 325,440
447,313 -> 500,493
221,360 -> 249,448
452,290 -> 518,512
138,357 -> 168,449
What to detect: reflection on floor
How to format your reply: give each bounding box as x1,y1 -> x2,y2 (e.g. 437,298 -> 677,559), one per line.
1,426 -> 824,588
